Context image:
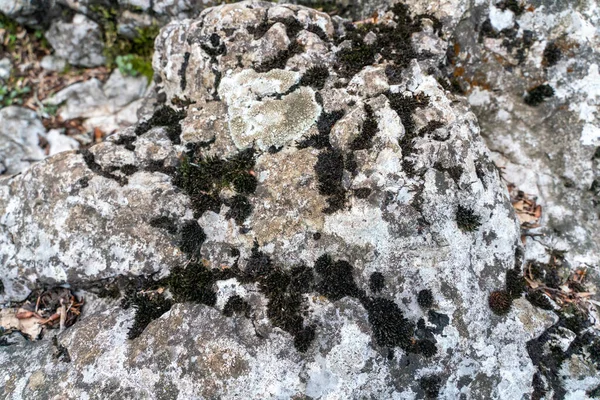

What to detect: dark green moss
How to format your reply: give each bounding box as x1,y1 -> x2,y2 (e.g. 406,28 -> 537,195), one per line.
255,40 -> 304,72
526,291 -> 554,310
294,325 -> 316,352
80,149 -> 128,186
135,106 -> 186,144
418,339 -> 438,357
456,205 -> 481,232
299,65 -> 330,89
179,221 -> 206,258
368,273 -> 385,294
506,267 -> 526,299
0,279 -> 4,294
113,135 -> 137,151
225,195 -> 253,225
167,262 -> 217,306
366,297 -> 414,349
417,289 -> 434,308
149,216 -> 178,235
173,148 -> 256,220
223,295 -> 251,317
350,104 -> 378,150
335,4 -> 423,79
178,52 -> 191,91
524,85 -> 554,106
543,42 -> 561,67
499,0 -> 525,15
420,375 -> 442,399
315,149 -> 346,213
297,110 -> 344,149
120,164 -> 138,176
128,291 -> 173,340
315,255 -> 361,301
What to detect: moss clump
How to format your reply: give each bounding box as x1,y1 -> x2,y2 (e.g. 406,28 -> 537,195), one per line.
225,195 -> 253,225
349,104 -> 378,150
173,148 -> 257,221
524,84 -> 554,106
315,149 -> 346,213
488,289 -> 512,315
167,262 -> 217,306
417,289 -> 434,308
420,375 -> 442,399
179,221 -> 206,258
127,291 -> 173,340
297,110 -> 344,149
314,255 -> 361,301
456,205 -> 482,232
299,65 -> 330,90
526,290 -> 554,310
417,339 -> 438,357
135,106 -> 186,144
366,297 -> 414,349
369,272 -> 385,293
0,279 -> 4,294
505,267 -> 526,299
149,216 -> 178,235
543,42 -> 561,67
223,295 -> 251,317
294,325 -> 316,353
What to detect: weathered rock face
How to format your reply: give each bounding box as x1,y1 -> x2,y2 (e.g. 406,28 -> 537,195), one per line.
45,13 -> 106,67
1,1 -> 592,399
0,107 -> 46,176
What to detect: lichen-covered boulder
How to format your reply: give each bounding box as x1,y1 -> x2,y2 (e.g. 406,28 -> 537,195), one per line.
0,1 -> 572,398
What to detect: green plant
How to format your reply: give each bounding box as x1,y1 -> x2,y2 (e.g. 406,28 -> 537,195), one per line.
115,54 -> 153,82
0,84 -> 31,107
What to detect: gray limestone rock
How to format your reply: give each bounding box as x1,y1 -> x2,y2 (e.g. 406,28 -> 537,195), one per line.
0,106 -> 46,176
1,1 -> 598,399
45,13 -> 106,67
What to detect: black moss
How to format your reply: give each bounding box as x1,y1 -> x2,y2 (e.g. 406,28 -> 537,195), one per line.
179,52 -> 191,91
120,164 -> 138,176
366,297 -> 414,349
505,267 -> 526,299
245,240 -> 274,278
315,149 -> 346,213
350,104 -> 378,150
167,262 -> 217,306
335,4 -> 423,79
418,120 -> 446,140
255,40 -> 304,73
386,92 -> 430,176
524,84 -> 554,106
354,187 -> 372,199
149,216 -> 178,235
173,148 -> 256,220
315,255 -> 361,301
225,195 -> 253,225
543,42 -> 561,67
0,279 -> 4,294
297,110 -> 344,149
257,261 -> 316,352
80,149 -> 127,185
420,375 -> 442,399
113,135 -> 137,151
179,220 -> 206,258
200,33 -> 226,57
526,291 -> 553,311
488,290 -> 512,315
418,339 -> 438,357
52,336 -> 71,363
299,65 -> 330,90
223,295 -> 251,317
135,106 -> 186,145
456,205 -> 482,232
417,289 -> 434,308
369,272 -> 385,293
128,292 -> 173,340
313,232 -> 321,240
294,325 -> 316,353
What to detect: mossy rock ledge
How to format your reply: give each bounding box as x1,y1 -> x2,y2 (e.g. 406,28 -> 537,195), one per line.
0,2 -> 557,398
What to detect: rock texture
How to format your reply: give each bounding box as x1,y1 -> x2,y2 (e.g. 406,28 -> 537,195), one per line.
0,1 -> 598,399
45,13 -> 106,67
0,107 -> 46,176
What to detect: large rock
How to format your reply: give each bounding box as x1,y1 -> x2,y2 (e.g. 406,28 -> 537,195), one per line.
2,1 -> 596,399
45,13 -> 106,67
0,106 -> 46,176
